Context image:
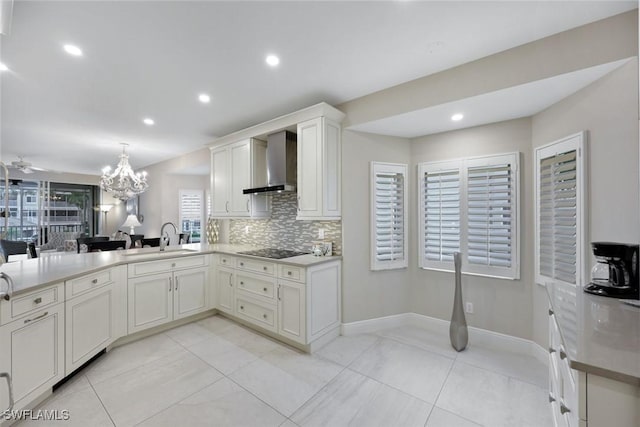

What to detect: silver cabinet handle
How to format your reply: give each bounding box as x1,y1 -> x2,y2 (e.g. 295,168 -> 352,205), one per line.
175,277 -> 178,291
560,403 -> 571,415
277,284 -> 281,301
548,308 -> 554,316
92,278 -> 98,284
225,201 -> 229,213
246,199 -> 250,212
240,305 -> 244,310
240,281 -> 244,286
0,272 -> 14,301
34,297 -> 42,304
240,262 -> 244,266
229,275 -> 232,287
0,372 -> 14,413
560,350 -> 567,360
548,347 -> 556,354
287,271 -> 292,276
24,311 -> 48,324
171,263 -> 176,268
548,394 -> 556,403
169,278 -> 172,292
263,314 -> 267,319
263,287 -> 267,292
263,266 -> 267,271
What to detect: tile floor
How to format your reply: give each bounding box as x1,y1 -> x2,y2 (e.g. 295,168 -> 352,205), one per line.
17,315 -> 551,427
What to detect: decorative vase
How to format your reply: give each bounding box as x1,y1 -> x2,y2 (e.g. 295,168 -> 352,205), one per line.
205,217 -> 219,244
449,251 -> 468,352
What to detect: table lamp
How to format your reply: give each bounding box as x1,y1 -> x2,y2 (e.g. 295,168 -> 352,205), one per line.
121,214 -> 141,235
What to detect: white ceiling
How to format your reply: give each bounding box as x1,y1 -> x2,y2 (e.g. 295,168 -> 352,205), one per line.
0,1 -> 636,176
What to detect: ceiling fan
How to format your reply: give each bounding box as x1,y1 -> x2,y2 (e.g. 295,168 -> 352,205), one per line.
8,157 -> 49,174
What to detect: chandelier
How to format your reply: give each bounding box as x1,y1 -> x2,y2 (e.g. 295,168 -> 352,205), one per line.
100,143 -> 148,201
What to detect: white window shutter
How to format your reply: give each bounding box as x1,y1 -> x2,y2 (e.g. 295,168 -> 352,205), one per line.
370,162 -> 408,270
179,189 -> 203,243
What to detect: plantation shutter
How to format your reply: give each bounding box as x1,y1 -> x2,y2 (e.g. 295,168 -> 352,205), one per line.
539,150 -> 578,284
371,163 -> 408,270
422,165 -> 461,266
466,161 -> 514,269
179,190 -> 203,242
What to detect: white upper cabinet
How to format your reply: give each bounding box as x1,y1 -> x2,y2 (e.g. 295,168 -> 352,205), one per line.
296,117 -> 341,220
210,138 -> 269,218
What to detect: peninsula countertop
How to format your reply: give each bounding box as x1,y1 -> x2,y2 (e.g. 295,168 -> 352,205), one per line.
0,243 -> 342,298
547,281 -> 640,385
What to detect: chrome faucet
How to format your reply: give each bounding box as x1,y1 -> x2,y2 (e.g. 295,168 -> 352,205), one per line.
159,222 -> 177,251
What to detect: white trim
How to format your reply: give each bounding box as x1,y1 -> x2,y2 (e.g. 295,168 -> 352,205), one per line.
341,312 -> 548,368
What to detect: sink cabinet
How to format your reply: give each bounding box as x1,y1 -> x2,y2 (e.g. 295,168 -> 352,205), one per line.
210,138 -> 269,218
296,117 -> 341,220
127,257 -> 210,334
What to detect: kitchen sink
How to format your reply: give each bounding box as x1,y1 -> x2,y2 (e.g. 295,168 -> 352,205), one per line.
120,247 -> 199,258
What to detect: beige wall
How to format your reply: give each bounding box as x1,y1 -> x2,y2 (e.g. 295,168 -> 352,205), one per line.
341,130 -> 412,323
409,118 -> 534,339
530,58 -> 639,347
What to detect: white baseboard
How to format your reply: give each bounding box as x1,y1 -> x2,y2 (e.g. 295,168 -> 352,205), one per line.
342,312 -> 549,367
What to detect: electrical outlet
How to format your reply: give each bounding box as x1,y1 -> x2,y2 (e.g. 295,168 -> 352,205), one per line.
318,228 -> 325,239
465,302 -> 474,314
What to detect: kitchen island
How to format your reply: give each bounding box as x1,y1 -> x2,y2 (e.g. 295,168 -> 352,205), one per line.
0,243 -> 341,422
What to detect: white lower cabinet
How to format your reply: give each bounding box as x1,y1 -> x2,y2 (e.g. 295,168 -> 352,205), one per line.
0,300 -> 64,413
65,266 -> 127,375
128,265 -> 209,334
214,255 -> 341,347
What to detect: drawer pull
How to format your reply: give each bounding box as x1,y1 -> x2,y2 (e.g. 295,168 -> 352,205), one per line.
34,297 -> 42,304
175,278 -> 178,291
240,262 -> 244,266
240,281 -> 244,285
240,305 -> 244,310
287,271 -> 292,276
263,287 -> 267,292
171,263 -> 176,268
548,347 -> 556,354
560,350 -> 567,360
263,314 -> 267,319
92,278 -> 98,284
222,259 -> 226,263
263,266 -> 267,271
169,278 -> 172,292
560,403 -> 570,415
549,394 -> 556,403
277,284 -> 281,301
24,311 -> 48,324
548,308 -> 554,316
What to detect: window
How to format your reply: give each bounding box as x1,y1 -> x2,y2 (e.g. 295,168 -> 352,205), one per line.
370,162 -> 408,270
419,153 -> 520,280
179,189 -> 203,243
535,132 -> 586,286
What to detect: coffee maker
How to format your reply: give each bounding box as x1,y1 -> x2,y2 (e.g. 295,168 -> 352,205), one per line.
584,242 -> 639,299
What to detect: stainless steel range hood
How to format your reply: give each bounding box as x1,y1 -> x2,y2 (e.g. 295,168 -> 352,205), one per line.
243,130 -> 297,195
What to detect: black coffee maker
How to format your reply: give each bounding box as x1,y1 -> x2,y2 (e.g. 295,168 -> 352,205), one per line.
584,242 -> 639,299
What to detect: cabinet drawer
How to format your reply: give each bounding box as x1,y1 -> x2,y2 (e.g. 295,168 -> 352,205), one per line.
278,265 -> 304,282
235,296 -> 276,332
218,255 -> 235,267
66,268 -> 113,298
128,255 -> 207,277
236,272 -> 276,301
236,257 -> 275,276
1,283 -> 64,325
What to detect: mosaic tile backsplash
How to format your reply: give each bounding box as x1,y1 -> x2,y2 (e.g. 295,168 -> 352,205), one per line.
228,193 -> 342,255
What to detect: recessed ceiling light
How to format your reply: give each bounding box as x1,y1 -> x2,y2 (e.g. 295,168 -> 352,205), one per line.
143,118 -> 155,126
198,94 -> 210,104
63,44 -> 83,56
265,55 -> 280,67
0,63 -> 8,71
451,113 -> 464,121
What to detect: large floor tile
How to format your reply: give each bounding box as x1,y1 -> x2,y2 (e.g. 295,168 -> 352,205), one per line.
291,369 -> 432,427
138,377 -> 285,427
230,346 -> 343,417
349,338 -> 453,403
436,361 -> 552,427
92,351 -> 222,426
17,386 -> 113,427
377,325 -> 459,359
425,407 -> 481,427
315,334 -> 378,367
84,332 -> 184,384
49,374 -> 92,400
456,342 -> 548,388
196,315 -> 243,335
165,321 -> 220,348
188,334 -> 266,375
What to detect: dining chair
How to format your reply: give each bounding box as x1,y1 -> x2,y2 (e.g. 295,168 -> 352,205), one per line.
85,240 -> 126,252
141,237 -> 161,247
178,233 -> 191,244
129,234 -> 144,248
0,240 -> 28,262
76,236 -> 110,253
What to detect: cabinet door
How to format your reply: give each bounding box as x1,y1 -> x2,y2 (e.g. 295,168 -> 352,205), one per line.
322,118 -> 341,217
211,147 -> 230,216
0,304 -> 64,410
229,140 -> 251,215
297,118 -> 323,218
127,273 -> 173,334
65,284 -> 118,375
216,268 -> 234,315
277,280 -> 306,344
174,267 -> 209,320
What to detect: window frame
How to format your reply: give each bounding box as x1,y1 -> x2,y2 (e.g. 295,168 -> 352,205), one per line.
370,162 -> 409,271
418,152 -> 520,280
534,132 -> 587,288
179,189 -> 204,243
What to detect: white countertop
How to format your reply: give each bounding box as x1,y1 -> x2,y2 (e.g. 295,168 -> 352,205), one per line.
0,243 -> 341,297
547,281 -> 640,385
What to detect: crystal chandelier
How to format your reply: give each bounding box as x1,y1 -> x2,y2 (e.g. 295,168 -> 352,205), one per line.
100,143 -> 148,201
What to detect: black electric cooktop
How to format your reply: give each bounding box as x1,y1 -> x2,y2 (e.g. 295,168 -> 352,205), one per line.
236,248 -> 309,259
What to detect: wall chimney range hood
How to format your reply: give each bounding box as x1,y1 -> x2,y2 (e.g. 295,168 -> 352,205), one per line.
243,130 -> 297,195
